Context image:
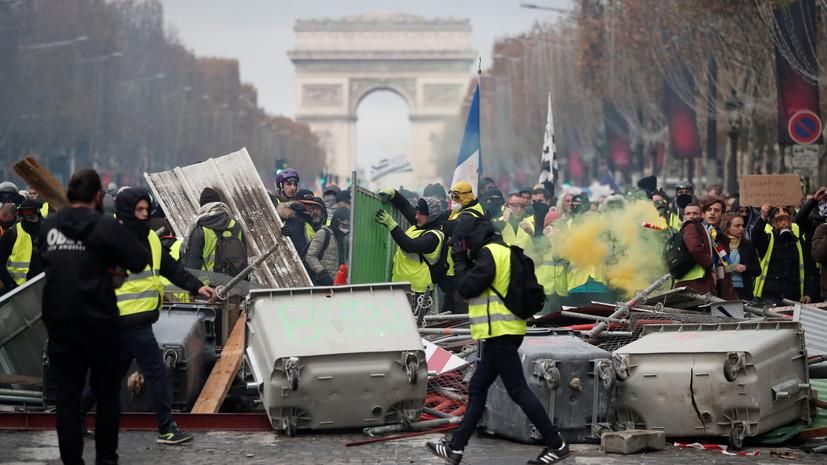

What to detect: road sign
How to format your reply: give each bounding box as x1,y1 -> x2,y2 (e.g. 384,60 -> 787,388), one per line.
792,144 -> 821,178
788,110 -> 823,145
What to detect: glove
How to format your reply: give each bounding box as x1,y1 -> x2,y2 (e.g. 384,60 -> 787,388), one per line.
315,270 -> 333,286
280,225 -> 292,238
377,188 -> 396,202
375,209 -> 398,229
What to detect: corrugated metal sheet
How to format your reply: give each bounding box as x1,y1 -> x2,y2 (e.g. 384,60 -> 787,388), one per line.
0,273 -> 47,378
349,185 -> 410,284
793,303 -> 827,358
145,148 -> 311,288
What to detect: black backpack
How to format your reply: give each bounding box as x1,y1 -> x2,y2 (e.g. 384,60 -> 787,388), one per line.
664,221 -> 702,278
213,221 -> 247,277
487,243 -> 546,319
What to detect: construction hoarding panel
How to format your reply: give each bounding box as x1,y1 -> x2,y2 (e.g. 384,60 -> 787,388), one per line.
145,148 -> 311,288
0,273 -> 47,379
349,185 -> 409,284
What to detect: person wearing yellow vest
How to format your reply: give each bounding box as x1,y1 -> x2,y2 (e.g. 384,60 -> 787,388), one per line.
668,182 -> 696,230
377,188 -> 452,312
444,181 -> 486,314
182,187 -> 247,277
0,199 -> 44,292
426,220 -> 569,465
81,188 -> 215,446
494,193 -> 535,258
534,209 -> 568,314
752,204 -> 811,305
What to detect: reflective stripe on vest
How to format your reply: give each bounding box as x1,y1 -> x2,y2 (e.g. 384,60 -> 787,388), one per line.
202,219 -> 238,272
7,223 -> 32,285
753,223 -> 804,298
467,243 -> 527,340
391,226 -> 443,293
305,222 -> 315,243
117,231 -> 163,317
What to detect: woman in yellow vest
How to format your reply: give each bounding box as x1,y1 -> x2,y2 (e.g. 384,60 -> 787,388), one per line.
426,219 -> 569,465
81,188 -> 215,446
0,199 -> 44,291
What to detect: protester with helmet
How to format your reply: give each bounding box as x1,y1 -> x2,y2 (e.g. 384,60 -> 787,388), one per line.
275,168 -> 300,204
669,182 -> 695,230
0,199 -> 44,291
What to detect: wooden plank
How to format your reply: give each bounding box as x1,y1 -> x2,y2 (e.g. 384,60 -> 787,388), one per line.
12,156 -> 69,210
190,312 -> 246,414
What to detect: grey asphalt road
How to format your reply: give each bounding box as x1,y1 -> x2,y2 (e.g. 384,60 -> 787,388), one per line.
1,430 -> 824,465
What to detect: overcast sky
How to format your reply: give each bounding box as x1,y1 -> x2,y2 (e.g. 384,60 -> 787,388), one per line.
158,0 -> 571,174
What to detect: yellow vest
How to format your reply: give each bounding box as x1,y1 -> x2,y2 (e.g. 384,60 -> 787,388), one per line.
201,219 -> 240,272
501,217 -> 534,256
160,239 -> 190,303
536,243 -> 568,296
567,263 -> 605,291
7,223 -> 32,285
668,212 -> 682,230
391,226 -> 444,293
467,243 -> 527,340
117,231 -> 163,317
754,223 -> 804,298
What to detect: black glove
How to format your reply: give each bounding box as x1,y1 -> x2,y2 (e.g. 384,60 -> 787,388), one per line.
315,270 -> 333,286
281,225 -> 292,238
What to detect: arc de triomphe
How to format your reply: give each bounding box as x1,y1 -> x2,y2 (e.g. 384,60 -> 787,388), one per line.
289,13 -> 476,187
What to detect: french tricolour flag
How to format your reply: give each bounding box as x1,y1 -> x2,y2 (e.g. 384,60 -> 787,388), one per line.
450,82 -> 481,195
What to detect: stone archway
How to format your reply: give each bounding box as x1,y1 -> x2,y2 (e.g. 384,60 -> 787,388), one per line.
289,13 -> 476,188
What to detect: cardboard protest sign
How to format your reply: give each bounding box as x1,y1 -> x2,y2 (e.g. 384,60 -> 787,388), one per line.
739,174 -> 802,207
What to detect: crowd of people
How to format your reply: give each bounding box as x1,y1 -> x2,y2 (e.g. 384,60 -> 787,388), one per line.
2,166 -> 822,465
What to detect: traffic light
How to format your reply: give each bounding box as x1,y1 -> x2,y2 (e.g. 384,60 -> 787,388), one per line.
275,159 -> 287,173
319,171 -> 327,188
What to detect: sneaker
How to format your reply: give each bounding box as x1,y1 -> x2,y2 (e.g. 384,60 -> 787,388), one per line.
157,423 -> 193,445
425,437 -> 463,465
528,441 -> 570,465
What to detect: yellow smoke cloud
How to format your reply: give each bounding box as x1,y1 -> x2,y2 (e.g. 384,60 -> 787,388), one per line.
551,200 -> 667,298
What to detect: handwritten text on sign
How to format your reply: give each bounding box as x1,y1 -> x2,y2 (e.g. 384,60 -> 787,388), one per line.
739,174 -> 802,207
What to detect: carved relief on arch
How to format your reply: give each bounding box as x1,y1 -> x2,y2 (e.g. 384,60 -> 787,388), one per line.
348,78 -> 416,113
302,84 -> 343,107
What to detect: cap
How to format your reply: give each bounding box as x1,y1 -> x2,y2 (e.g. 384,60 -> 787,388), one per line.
295,189 -> 315,202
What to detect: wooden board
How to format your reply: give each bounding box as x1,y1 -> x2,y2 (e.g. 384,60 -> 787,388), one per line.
739,174 -> 802,207
12,156 -> 69,210
190,312 -> 246,414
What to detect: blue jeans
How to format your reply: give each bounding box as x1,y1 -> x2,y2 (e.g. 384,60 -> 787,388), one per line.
82,324 -> 173,433
450,335 -> 561,450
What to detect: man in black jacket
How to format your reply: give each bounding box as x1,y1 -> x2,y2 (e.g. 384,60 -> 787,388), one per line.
0,198 -> 44,291
39,170 -> 151,465
81,188 -> 214,446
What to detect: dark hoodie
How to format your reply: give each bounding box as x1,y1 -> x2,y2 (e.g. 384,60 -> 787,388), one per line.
38,207 -> 149,327
452,219 -> 503,300
386,192 -> 442,257
116,188 -> 203,328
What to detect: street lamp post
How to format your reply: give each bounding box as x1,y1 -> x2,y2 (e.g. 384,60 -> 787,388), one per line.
725,88 -> 743,195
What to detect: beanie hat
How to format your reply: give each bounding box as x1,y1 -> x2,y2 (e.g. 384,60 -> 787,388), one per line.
335,190 -> 351,204
416,197 -> 444,224
199,187 -> 221,206
323,185 -> 342,197
544,209 -> 561,228
423,183 -> 447,200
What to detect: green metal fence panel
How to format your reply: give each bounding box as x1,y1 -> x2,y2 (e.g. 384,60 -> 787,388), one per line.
350,185 -> 410,284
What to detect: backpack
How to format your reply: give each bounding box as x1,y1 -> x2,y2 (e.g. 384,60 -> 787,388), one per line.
213,221 -> 247,277
664,221 -> 702,278
487,244 -> 546,319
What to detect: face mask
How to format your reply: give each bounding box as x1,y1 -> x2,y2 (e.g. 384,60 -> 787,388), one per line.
452,201 -> 462,212
676,194 -> 692,209
338,228 -> 350,235
21,221 -> 40,235
819,201 -> 827,218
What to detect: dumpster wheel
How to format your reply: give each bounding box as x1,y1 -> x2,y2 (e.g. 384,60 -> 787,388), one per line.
728,422 -> 747,451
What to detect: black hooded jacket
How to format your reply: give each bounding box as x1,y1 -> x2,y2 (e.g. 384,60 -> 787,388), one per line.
453,219 -> 503,299
386,192 -> 441,257
38,206 -> 149,327
116,188 -> 204,328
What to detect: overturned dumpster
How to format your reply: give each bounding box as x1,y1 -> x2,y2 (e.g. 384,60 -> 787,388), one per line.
0,274 -> 47,389
613,321 -> 811,449
245,284 -> 427,435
